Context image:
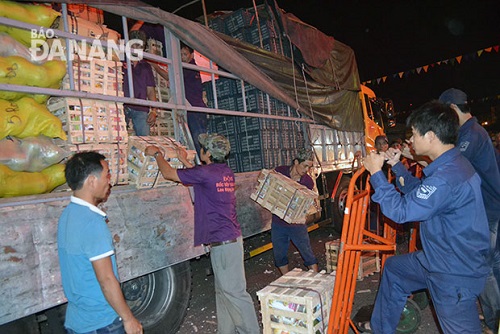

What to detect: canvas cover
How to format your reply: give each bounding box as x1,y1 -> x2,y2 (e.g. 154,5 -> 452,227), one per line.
93,1 -> 364,131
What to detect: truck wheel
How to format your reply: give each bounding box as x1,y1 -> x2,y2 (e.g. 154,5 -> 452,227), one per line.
331,177 -> 351,232
122,261 -> 192,334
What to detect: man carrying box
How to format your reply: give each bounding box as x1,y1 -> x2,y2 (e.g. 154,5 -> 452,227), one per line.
271,149 -> 319,275
144,133 -> 260,334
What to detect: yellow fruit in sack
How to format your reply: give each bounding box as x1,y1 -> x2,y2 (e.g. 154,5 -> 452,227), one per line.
0,56 -> 67,103
0,97 -> 67,140
0,163 -> 66,198
42,163 -> 66,191
0,1 -> 60,47
0,1 -> 60,27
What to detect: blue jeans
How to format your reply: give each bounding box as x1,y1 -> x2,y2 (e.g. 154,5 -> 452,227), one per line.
66,317 -> 124,334
187,111 -> 208,155
271,221 -> 318,268
371,252 -> 484,334
125,106 -> 150,136
479,217 -> 500,331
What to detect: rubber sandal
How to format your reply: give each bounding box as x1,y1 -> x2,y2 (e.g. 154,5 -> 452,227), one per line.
356,320 -> 373,333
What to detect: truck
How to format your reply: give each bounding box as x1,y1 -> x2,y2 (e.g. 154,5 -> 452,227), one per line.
0,1 -> 393,333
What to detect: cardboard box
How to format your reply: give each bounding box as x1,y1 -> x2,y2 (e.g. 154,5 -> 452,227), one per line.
250,169 -> 319,224
127,136 -> 195,189
256,268 -> 335,334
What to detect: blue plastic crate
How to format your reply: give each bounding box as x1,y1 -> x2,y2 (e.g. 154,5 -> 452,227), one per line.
224,9 -> 253,34
208,17 -> 226,33
237,149 -> 264,173
238,129 -> 263,152
210,115 -> 237,134
238,117 -> 261,132
244,89 -> 267,112
215,78 -> 239,98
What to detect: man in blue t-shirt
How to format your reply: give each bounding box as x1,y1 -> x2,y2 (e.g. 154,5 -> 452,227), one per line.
362,101 -> 489,334
58,152 -> 142,334
439,88 -> 500,332
145,134 -> 259,334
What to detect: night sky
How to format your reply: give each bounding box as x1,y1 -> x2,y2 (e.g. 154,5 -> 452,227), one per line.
139,0 -> 500,129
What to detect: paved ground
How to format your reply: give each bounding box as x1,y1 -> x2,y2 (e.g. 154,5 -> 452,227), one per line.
177,224 -> 444,334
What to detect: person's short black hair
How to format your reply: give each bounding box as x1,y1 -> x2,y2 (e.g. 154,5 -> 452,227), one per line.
406,100 -> 458,145
200,146 -> 227,164
180,42 -> 194,54
65,151 -> 106,191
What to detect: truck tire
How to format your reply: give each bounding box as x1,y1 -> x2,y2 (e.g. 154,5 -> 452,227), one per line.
122,261 -> 192,334
331,177 -> 351,232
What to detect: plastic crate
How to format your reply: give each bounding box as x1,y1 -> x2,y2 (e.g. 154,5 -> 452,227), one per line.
210,115 -> 238,135
223,9 -> 253,34
250,169 -> 319,224
127,136 -> 195,189
208,16 -> 226,34
256,268 -> 336,334
238,117 -> 261,132
47,97 -> 128,144
66,143 -> 128,185
238,129 -> 263,152
238,150 -> 263,173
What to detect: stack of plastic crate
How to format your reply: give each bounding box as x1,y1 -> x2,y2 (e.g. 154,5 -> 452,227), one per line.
250,169 -> 319,224
256,268 -> 336,334
127,136 -> 196,189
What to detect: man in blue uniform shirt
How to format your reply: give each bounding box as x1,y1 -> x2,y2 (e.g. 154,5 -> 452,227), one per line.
440,88 -> 500,333
362,101 -> 490,334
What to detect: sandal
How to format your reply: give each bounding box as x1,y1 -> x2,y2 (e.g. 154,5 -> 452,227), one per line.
356,320 -> 373,333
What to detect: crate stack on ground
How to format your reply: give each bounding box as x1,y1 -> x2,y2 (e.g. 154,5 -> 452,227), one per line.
48,97 -> 129,185
325,240 -> 380,280
257,268 -> 336,334
250,169 -> 319,224
127,136 -> 196,189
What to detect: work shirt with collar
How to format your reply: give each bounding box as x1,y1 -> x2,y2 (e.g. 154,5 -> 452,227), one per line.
57,196 -> 119,332
457,116 -> 500,223
370,148 -> 489,288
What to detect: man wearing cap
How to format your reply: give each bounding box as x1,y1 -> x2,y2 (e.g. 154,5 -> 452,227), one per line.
123,30 -> 158,136
439,88 -> 500,332
144,134 -> 260,334
271,149 -> 319,275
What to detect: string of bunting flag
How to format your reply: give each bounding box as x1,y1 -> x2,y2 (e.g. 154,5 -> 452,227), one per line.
362,44 -> 499,87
